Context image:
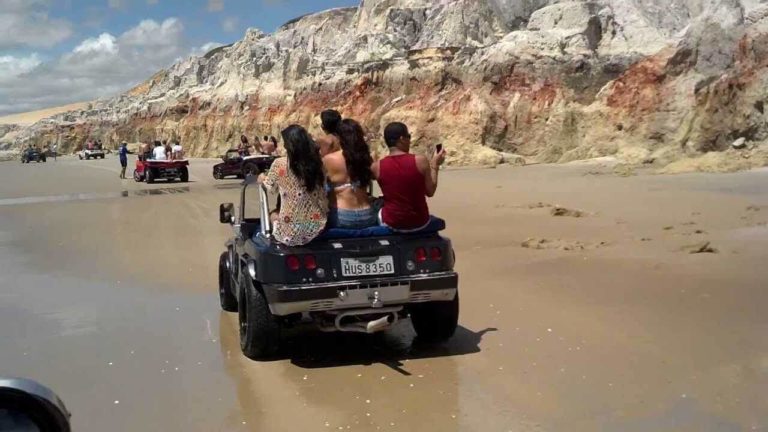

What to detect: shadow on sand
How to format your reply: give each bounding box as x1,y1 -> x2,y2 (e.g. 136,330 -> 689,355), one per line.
226,317 -> 498,374
288,325 -> 496,375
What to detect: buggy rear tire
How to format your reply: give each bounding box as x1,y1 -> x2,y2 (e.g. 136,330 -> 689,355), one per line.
133,170 -> 142,182
146,168 -> 155,184
238,275 -> 281,360
213,168 -> 223,180
219,252 -> 237,312
410,292 -> 459,343
180,166 -> 189,183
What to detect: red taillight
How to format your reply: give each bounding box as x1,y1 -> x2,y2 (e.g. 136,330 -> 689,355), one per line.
304,255 -> 317,270
415,247 -> 427,263
286,255 -> 300,271
431,247 -> 442,261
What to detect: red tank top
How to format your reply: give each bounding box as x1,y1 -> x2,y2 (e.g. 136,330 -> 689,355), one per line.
378,154 -> 430,229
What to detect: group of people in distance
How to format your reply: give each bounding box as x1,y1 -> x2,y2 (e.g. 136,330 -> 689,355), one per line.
85,139 -> 104,151
134,140 -> 185,162
257,109 -> 447,247
238,135 -> 278,156
117,139 -> 184,179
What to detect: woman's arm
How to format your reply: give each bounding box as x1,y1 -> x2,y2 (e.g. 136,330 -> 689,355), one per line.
260,158 -> 282,192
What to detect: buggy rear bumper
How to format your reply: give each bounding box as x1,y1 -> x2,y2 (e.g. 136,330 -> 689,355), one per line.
262,272 -> 458,316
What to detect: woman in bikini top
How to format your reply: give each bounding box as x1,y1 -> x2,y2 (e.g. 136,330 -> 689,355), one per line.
321,119 -> 377,229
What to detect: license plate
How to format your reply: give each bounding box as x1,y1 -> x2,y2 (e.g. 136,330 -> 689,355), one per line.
341,256 -> 395,277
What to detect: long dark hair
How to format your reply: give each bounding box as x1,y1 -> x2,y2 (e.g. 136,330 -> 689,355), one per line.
281,125 -> 324,193
321,109 -> 342,135
338,119 -> 373,188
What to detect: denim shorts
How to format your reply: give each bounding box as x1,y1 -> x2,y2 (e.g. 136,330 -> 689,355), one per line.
328,207 -> 377,229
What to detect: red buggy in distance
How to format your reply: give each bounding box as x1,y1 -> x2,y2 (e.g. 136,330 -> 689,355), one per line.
133,158 -> 190,183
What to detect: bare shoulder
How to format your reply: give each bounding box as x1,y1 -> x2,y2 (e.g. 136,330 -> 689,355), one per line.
322,151 -> 343,167
414,154 -> 430,169
322,151 -> 340,161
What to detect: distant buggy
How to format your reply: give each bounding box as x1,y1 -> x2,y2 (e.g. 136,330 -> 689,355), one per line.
133,158 -> 189,183
78,148 -> 105,160
21,148 -> 46,163
213,150 -> 277,180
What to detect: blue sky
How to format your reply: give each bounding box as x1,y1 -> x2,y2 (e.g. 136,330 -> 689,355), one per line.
0,0 -> 360,116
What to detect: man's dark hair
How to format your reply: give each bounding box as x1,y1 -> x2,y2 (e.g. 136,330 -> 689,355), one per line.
321,109 -> 342,135
154,140 -> 161,147
384,122 -> 409,147
263,135 -> 269,141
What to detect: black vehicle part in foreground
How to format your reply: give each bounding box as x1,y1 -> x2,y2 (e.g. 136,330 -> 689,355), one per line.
0,378 -> 71,432
217,178 -> 459,360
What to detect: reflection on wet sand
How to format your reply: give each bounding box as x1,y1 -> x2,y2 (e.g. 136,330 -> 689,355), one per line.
0,187 -> 191,206
218,311 -> 495,431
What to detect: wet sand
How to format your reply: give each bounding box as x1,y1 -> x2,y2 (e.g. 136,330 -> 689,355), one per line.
0,156 -> 767,431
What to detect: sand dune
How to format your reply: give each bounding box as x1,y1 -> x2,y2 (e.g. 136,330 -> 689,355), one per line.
0,102 -> 90,126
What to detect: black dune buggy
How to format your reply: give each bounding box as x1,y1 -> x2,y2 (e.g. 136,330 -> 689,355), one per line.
212,150 -> 277,180
21,148 -> 46,163
217,177 -> 460,360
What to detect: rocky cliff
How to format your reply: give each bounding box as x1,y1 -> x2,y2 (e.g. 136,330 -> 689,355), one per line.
6,0 -> 768,171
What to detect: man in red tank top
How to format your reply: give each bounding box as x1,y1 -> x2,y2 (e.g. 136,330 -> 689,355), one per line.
372,122 -> 446,231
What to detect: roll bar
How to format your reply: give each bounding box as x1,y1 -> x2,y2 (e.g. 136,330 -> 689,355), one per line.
238,174 -> 272,238
259,182 -> 272,237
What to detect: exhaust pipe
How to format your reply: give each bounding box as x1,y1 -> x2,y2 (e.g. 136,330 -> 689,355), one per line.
365,315 -> 393,333
316,307 -> 402,334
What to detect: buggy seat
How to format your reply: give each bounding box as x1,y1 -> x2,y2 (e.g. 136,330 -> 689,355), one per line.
318,216 -> 446,240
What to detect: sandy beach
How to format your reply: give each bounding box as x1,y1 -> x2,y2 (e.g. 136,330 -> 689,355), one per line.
0,156 -> 766,431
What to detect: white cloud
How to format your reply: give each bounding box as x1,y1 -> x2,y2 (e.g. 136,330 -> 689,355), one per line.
73,33 -> 118,54
191,42 -> 224,56
208,0 -> 224,12
0,17 -> 188,116
120,17 -> 183,47
0,0 -> 73,49
221,16 -> 239,33
0,54 -> 43,77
